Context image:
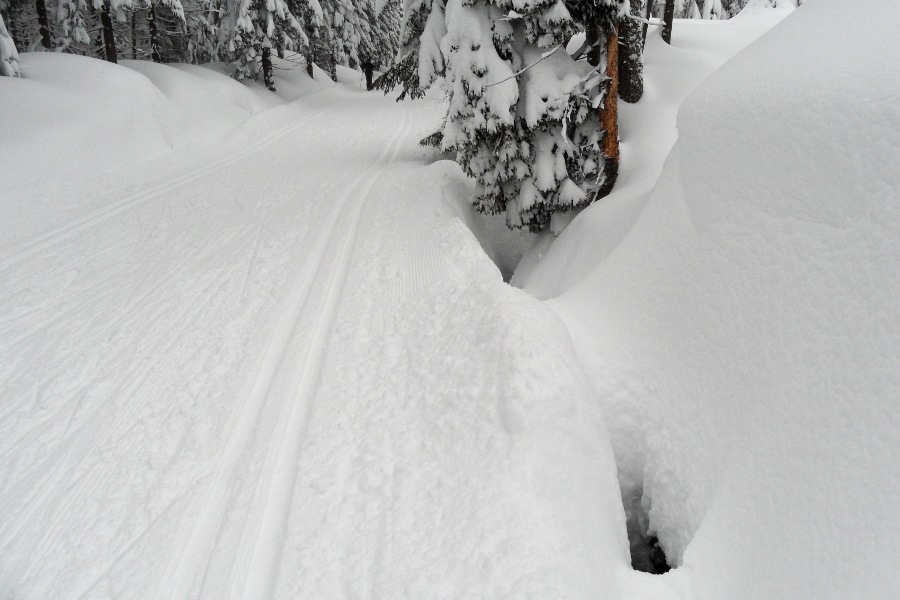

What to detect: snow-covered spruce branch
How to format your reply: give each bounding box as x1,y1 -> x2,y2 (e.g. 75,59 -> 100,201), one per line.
484,44 -> 562,88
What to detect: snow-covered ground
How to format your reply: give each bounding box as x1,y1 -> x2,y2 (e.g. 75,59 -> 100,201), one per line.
1,51 -> 626,598
2,1 -> 898,598
518,1 -> 900,599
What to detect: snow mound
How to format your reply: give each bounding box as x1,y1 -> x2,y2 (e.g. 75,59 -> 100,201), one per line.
548,1 -> 900,598
0,53 -> 330,194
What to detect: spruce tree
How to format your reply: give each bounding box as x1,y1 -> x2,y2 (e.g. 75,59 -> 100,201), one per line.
701,0 -> 723,18
0,9 -> 20,76
56,0 -> 91,51
357,0 -> 399,90
374,0 -> 443,100
225,0 -> 303,90
430,0 -> 628,232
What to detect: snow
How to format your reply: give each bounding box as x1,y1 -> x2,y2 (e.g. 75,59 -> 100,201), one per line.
0,51 -> 627,598
517,0 -> 900,598
2,1 -> 899,598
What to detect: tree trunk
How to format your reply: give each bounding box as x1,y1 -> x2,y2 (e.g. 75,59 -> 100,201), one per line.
363,62 -> 374,91
35,0 -> 51,49
599,23 -> 620,196
305,26 -> 315,77
328,48 -> 337,82
148,3 -> 161,62
100,1 -> 117,64
131,10 -> 137,59
662,0 -> 675,44
619,0 -> 644,103
262,46 -> 275,91
642,0 -> 653,44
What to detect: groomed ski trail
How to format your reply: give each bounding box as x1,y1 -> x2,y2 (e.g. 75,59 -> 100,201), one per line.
158,110 -> 415,600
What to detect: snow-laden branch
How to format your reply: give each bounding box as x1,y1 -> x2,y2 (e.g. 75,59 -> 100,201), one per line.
484,45 -> 563,88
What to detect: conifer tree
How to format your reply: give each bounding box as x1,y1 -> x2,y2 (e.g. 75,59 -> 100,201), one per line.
0,9 -> 20,76
357,0 -> 399,89
225,0 -> 304,90
56,0 -> 91,51
701,0 -> 723,18
374,0 -> 443,100
427,0 -> 628,232
143,0 -> 185,62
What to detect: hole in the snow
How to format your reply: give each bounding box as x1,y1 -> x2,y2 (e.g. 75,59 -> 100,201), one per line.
621,483 -> 672,574
631,535 -> 671,574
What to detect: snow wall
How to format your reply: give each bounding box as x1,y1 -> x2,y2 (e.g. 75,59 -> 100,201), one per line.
540,1 -> 899,598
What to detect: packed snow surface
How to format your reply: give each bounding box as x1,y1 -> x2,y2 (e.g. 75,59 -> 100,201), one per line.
1,53 -> 627,598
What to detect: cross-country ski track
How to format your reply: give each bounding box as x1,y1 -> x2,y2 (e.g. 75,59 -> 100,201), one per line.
1,82 -> 625,599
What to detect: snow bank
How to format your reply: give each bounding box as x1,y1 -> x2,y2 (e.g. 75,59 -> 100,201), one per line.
533,1 -> 900,598
0,52 -> 335,254
0,52 -> 328,194
512,10 -> 793,295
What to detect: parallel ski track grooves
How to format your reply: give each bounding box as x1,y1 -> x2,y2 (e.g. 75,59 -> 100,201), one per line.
157,109 -> 413,600
0,93 -> 332,273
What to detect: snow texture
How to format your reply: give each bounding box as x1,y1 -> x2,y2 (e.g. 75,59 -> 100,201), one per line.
0,51 -> 628,598
519,1 -> 900,598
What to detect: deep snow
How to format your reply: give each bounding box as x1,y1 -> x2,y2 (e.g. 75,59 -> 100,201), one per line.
517,1 -> 900,598
1,51 -> 627,598
2,2 -> 898,599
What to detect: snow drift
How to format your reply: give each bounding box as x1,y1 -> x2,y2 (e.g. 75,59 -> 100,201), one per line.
526,0 -> 900,598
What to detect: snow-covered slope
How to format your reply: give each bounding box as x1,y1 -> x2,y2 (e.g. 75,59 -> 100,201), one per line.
528,1 -> 900,598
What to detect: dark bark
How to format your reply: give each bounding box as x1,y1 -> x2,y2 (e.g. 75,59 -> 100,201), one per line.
131,10 -> 137,59
305,26 -> 315,77
35,0 -> 51,49
261,46 -> 275,91
619,0 -> 644,103
148,4 -> 161,62
598,23 -> 620,197
100,1 -> 117,64
363,62 -> 374,91
642,0 -> 653,44
662,0 -> 675,44
327,48 -> 337,82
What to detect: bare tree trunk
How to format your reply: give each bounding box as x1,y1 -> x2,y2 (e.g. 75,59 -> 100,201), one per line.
662,0 -> 675,44
599,23 -> 620,196
619,0 -> 644,103
148,3 -> 161,62
642,0 -> 653,44
261,46 -> 275,91
305,26 -> 315,77
100,1 -> 117,63
131,10 -> 137,59
363,62 -> 374,90
35,0 -> 51,49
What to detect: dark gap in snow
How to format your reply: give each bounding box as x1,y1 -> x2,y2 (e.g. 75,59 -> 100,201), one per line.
624,490 -> 671,575
631,535 -> 671,575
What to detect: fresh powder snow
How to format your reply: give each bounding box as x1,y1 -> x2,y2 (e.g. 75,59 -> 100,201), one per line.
2,1 -> 898,599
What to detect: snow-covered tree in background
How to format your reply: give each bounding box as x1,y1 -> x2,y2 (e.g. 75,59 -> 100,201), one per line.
225,0 -> 303,90
374,0 -> 443,100
701,0 -> 723,18
0,9 -> 20,76
310,0 -> 358,80
357,0 -> 400,89
139,0 -> 186,62
55,0 -> 90,51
